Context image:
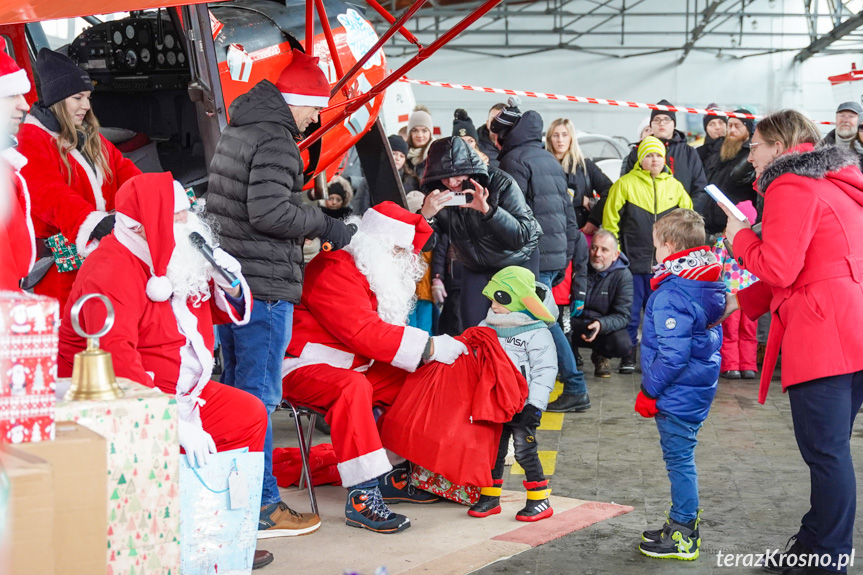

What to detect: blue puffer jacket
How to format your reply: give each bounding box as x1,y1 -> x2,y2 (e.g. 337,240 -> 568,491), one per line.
640,274 -> 725,424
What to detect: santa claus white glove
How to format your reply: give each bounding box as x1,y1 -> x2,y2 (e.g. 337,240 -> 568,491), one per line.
430,335 -> 469,365
209,247 -> 242,291
178,418 -> 217,468
431,278 -> 447,304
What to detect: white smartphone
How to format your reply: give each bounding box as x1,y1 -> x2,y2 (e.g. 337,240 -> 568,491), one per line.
441,192 -> 469,207
705,184 -> 749,222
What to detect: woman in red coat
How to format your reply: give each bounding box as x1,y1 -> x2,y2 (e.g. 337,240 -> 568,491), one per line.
16,49 -> 141,309
720,110 -> 863,575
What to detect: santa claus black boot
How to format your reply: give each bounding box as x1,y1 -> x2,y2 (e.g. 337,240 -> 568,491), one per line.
516,480 -> 553,522
468,479 -> 504,518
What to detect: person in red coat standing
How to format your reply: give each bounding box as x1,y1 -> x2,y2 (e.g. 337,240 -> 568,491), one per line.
282,202 -> 470,534
16,49 -> 141,308
719,110 -> 863,575
0,45 -> 35,290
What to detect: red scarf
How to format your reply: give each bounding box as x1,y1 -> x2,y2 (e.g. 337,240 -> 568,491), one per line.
650,246 -> 722,291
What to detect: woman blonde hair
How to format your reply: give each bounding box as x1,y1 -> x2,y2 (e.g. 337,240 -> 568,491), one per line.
546,118 -> 586,174
754,109 -> 821,151
50,100 -> 113,185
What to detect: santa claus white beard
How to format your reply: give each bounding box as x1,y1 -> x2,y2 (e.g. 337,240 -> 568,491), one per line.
167,212 -> 217,305
344,223 -> 427,326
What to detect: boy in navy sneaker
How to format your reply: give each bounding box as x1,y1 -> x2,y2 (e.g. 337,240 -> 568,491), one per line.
469,266 -> 558,522
634,209 -> 725,561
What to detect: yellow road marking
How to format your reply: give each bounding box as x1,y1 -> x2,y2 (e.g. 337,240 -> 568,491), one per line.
549,381 -> 564,402
511,451 -> 557,476
539,412 -> 563,430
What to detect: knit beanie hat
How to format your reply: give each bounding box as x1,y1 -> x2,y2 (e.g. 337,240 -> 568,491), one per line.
407,108 -> 433,134
650,99 -> 676,125
452,108 -> 479,142
635,116 -> 651,142
388,134 -> 408,156
36,48 -> 93,107
489,96 -> 523,141
637,136 -> 666,164
327,175 -> 352,203
275,49 -> 330,108
702,104 -> 726,131
482,266 -> 554,322
0,45 -> 30,98
732,108 -> 756,136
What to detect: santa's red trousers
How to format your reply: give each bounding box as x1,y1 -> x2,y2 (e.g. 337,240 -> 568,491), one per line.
282,362 -> 407,487
720,310 -> 758,372
184,380 -> 268,453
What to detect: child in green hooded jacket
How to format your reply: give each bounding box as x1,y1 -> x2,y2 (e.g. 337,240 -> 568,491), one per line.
468,266 -> 558,522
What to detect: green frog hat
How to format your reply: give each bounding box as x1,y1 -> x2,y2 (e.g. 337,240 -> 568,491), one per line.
482,266 -> 554,322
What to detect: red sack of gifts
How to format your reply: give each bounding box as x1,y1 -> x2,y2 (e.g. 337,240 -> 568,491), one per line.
272,443 -> 342,487
381,326 -> 528,487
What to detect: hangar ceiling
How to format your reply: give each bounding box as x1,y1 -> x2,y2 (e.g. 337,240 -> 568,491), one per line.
365,0 -> 863,60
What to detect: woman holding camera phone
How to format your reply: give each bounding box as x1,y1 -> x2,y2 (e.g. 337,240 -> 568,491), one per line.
717,109 -> 863,575
420,136 -> 541,327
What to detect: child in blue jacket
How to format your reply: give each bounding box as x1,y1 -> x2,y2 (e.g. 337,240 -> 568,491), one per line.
634,208 -> 726,561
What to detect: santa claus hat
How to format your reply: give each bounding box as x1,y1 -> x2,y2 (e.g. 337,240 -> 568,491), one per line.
276,49 -> 330,108
115,173 -> 191,302
0,45 -> 30,99
359,201 -> 433,252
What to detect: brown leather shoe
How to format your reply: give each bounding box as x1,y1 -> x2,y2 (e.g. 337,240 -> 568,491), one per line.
258,501 -> 321,538
253,550 -> 274,570
594,356 -> 611,378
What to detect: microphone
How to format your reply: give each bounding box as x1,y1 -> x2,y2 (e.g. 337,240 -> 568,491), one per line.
189,232 -> 240,288
322,223 -> 358,252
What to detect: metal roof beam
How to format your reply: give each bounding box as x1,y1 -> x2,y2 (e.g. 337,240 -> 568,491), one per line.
794,9 -> 863,62
679,0 -> 728,63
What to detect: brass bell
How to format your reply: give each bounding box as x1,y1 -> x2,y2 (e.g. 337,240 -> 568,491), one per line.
66,293 -> 125,401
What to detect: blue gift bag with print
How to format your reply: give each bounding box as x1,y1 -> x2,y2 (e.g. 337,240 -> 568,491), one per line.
180,448 -> 264,574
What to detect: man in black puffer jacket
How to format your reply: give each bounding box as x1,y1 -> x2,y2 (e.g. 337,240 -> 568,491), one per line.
568,230 -> 633,380
206,50 -> 351,539
621,100 -> 709,215
420,136 -> 541,328
491,98 -> 590,413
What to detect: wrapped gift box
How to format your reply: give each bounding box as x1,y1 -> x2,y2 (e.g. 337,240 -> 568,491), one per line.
56,377 -> 180,575
0,291 -> 59,444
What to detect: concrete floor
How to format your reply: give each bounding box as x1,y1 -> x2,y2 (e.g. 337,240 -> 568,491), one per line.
271,362 -> 863,575
474,363 -> 863,575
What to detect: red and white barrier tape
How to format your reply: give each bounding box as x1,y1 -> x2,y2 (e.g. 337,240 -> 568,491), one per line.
399,77 -> 836,126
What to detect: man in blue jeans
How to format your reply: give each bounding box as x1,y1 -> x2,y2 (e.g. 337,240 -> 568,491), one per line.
539,266 -> 591,413
543,229 -> 591,413
206,50 -> 353,537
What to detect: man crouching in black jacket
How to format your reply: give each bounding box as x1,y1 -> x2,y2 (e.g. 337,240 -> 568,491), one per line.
570,230 -> 634,379
205,49 -> 352,540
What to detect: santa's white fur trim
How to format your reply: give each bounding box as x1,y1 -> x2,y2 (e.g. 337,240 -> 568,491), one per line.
281,343 -> 355,377
282,92 -> 330,108
146,276 -> 172,302
213,273 -> 252,326
173,180 -> 191,212
390,326 -> 429,373
75,210 -> 109,257
337,448 -> 392,488
171,296 -> 215,399
358,208 -> 415,249
1,147 -> 27,171
0,69 -> 30,99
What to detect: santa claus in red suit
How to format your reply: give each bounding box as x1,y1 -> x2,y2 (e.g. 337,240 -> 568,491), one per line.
0,45 -> 36,290
16,49 -> 142,309
58,172 -> 268,468
282,201 -> 470,534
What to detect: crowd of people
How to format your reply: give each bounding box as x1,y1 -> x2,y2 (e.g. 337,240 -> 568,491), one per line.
3,40 -> 863,575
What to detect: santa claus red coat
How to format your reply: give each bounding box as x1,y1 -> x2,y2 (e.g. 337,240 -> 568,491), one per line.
0,146 -> 35,290
58,234 -> 266,453
16,116 -> 141,308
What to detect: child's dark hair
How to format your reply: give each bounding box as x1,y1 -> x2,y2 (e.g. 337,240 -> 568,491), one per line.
653,208 -> 706,251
